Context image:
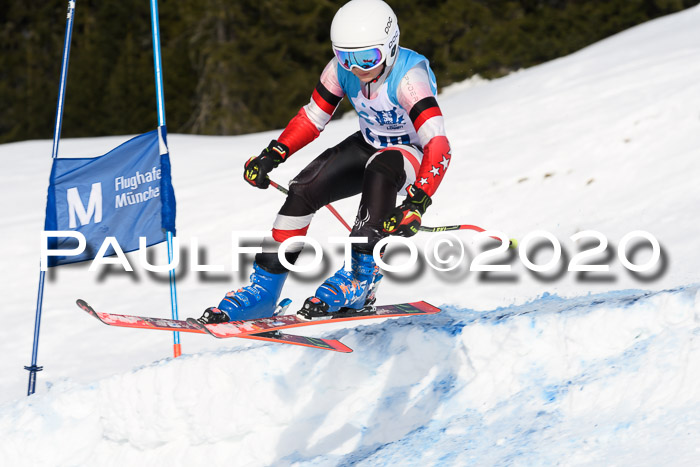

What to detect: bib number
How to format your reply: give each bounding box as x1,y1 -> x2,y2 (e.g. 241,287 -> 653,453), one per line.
366,129 -> 411,147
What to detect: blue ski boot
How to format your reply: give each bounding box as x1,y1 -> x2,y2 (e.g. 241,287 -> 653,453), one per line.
298,249 -> 383,319
198,263 -> 288,323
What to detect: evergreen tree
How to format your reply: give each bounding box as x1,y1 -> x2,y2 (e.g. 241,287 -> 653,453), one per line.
0,1 -> 64,142
0,0 -> 698,144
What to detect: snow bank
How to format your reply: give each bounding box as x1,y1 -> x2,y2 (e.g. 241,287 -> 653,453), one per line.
2,286 -> 698,466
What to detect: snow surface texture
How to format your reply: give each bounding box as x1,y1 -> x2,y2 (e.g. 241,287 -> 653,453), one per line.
1,6 -> 700,466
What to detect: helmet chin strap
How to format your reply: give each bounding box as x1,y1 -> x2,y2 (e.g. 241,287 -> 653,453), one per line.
372,63 -> 387,82
364,62 -> 391,97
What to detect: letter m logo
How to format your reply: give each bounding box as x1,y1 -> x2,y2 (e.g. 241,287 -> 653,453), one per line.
66,182 -> 103,228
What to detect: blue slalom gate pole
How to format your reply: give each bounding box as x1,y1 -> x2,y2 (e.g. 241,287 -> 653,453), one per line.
150,0 -> 181,357
150,0 -> 166,128
167,230 -> 181,357
26,0 -> 77,396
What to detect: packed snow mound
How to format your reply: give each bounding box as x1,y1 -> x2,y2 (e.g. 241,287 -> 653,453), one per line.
2,285 -> 699,466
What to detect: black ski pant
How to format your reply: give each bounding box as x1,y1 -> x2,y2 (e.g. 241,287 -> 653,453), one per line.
257,131 -> 416,274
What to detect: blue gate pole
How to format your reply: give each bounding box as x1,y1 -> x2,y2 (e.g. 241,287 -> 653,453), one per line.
26,0 -> 78,396
150,0 -> 181,357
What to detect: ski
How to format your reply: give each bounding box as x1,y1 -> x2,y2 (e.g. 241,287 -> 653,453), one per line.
186,301 -> 441,338
186,319 -> 352,352
77,299 -> 203,333
76,299 -> 352,353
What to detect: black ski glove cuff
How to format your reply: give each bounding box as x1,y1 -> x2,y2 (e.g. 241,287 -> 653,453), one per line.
382,185 -> 432,237
403,185 -> 432,214
244,140 -> 289,189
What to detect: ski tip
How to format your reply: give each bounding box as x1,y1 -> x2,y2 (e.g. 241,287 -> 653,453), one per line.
76,299 -> 95,315
76,299 -> 102,322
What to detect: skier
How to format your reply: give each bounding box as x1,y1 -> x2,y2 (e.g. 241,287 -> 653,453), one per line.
198,0 -> 451,323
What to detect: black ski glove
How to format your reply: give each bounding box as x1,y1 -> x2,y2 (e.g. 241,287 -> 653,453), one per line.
244,140 -> 289,189
382,185 -> 432,237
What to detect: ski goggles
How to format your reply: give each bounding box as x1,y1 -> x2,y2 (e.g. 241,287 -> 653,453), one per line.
334,46 -> 384,71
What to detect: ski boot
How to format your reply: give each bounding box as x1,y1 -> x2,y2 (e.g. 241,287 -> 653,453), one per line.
197,262 -> 288,324
298,249 -> 383,320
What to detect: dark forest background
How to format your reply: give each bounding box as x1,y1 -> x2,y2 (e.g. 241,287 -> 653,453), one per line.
1,0 -> 698,143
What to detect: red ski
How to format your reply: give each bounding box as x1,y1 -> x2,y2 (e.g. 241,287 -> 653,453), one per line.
186,301 -> 441,338
76,299 -> 352,353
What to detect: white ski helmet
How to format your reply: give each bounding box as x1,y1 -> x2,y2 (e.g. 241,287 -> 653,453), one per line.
331,0 -> 401,69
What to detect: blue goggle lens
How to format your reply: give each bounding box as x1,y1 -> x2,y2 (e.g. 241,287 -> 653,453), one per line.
334,47 -> 384,71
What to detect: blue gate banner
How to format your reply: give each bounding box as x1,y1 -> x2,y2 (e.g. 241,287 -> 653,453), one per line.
44,128 -> 176,267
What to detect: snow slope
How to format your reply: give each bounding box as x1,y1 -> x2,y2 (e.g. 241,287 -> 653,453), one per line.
2,286 -> 699,466
1,5 -> 700,466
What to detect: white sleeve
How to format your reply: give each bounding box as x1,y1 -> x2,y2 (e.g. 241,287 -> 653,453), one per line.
302,58 -> 345,131
396,65 -> 447,148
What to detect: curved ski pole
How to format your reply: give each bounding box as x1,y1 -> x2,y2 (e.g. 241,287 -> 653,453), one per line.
269,179 -> 352,232
268,178 -> 517,248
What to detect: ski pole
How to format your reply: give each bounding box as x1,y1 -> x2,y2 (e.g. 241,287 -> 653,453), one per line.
420,223 -> 518,248
268,179 -> 352,232
268,179 -> 516,248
